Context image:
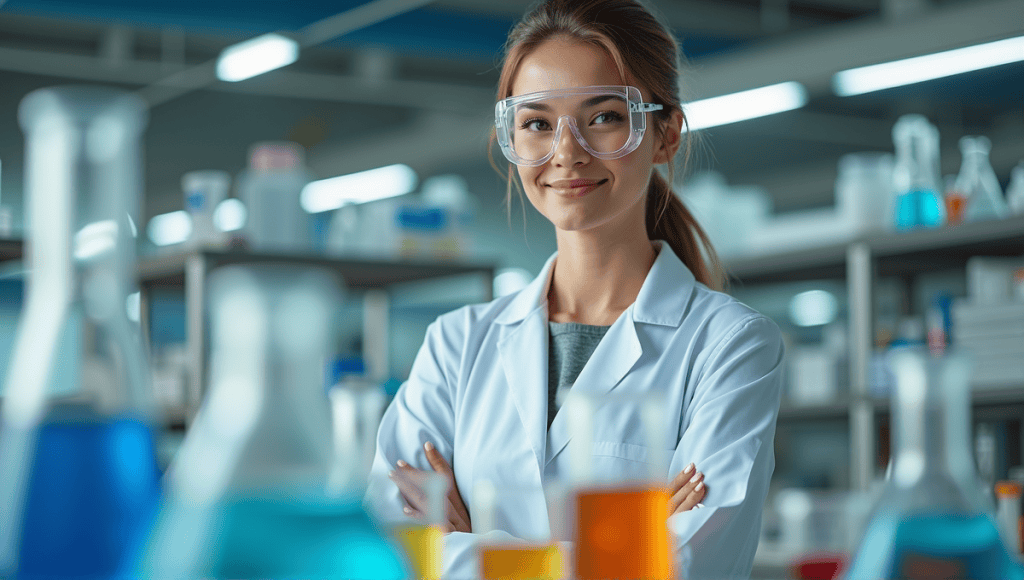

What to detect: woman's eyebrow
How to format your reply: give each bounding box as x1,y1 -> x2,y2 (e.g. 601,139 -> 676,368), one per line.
519,95 -> 621,111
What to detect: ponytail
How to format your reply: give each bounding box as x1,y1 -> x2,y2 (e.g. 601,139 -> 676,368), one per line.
646,171 -> 727,292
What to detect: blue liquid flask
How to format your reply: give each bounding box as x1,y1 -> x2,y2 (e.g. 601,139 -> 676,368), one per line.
142,265 -> 409,579
0,87 -> 160,579
891,115 -> 945,231
844,348 -> 1024,579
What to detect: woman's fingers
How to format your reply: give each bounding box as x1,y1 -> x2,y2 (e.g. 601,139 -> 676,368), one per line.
424,442 -> 453,475
389,461 -> 429,515
668,470 -> 706,514
669,463 -> 697,493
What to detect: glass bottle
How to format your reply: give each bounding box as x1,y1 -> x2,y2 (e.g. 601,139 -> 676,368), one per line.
891,115 -> 945,231
142,263 -> 408,579
0,86 -> 159,579
956,136 -> 1009,223
844,348 -> 1024,579
1007,162 -> 1024,216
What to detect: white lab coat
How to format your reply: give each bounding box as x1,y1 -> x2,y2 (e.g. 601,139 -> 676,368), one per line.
365,241 -> 784,579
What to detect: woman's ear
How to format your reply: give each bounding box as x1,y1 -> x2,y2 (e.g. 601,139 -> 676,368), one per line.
652,109 -> 685,165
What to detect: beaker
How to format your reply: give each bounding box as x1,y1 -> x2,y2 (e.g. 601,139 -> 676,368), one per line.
563,390 -> 675,580
0,86 -> 159,579
956,136 -> 1008,223
844,348 -> 1024,579
891,115 -> 945,231
142,264 -> 408,579
475,479 -> 566,580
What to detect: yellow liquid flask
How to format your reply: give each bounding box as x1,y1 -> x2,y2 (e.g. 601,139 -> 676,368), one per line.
563,391 -> 675,580
844,348 -> 1024,579
142,264 -> 409,579
475,480 -> 567,580
0,86 -> 160,580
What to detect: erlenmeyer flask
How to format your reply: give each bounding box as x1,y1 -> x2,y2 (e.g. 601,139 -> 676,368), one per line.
142,263 -> 408,579
956,136 -> 1008,223
564,390 -> 674,580
0,86 -> 159,579
892,115 -> 945,231
844,348 -> 1024,579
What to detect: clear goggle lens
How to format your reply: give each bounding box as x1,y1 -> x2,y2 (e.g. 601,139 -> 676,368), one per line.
495,86 -> 661,167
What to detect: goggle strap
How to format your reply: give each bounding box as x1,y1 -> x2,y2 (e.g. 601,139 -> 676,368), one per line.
630,102 -> 663,113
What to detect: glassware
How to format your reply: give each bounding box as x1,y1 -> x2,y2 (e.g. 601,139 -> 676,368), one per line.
563,391 -> 675,580
1007,162 -> 1024,215
956,136 -> 1008,223
891,115 -> 945,231
142,263 -> 408,579
0,86 -> 159,579
475,480 -> 566,580
181,170 -> 230,249
844,348 -> 1024,579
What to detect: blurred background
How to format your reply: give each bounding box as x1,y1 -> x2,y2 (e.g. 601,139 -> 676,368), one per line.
0,0 -> 1023,578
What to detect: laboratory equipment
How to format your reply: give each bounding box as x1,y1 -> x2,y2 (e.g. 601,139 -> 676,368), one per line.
235,141 -> 313,253
563,391 -> 674,580
391,472 -> 445,580
844,348 -> 1024,579
891,115 -> 945,231
181,170 -> 230,249
1008,162 -> 1024,215
835,152 -> 894,234
0,86 -> 159,579
142,263 -> 408,579
955,136 -> 1008,223
475,480 -> 566,580
994,481 -> 1022,554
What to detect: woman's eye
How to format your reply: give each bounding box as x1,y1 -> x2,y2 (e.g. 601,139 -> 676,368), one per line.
519,118 -> 550,131
593,111 -> 625,125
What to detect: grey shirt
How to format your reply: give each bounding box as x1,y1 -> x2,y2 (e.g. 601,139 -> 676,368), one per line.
547,321 -> 611,429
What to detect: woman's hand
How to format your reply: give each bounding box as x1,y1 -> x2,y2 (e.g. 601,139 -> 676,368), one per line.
668,462 -> 707,515
388,441 -> 472,533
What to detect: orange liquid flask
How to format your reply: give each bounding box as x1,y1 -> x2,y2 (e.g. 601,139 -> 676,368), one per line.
575,484 -> 674,580
480,543 -> 565,580
395,524 -> 443,580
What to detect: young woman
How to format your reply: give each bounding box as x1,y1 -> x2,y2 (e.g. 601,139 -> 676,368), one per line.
365,0 -> 784,577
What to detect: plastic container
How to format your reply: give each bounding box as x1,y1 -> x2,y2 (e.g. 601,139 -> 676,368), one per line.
0,86 -> 159,579
181,170 -> 230,249
891,115 -> 944,231
1005,162 -> 1024,215
844,348 -> 1024,579
142,264 -> 408,579
836,152 -> 894,234
956,136 -> 1008,223
235,141 -> 314,253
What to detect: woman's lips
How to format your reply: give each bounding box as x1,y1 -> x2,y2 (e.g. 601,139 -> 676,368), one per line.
548,178 -> 608,197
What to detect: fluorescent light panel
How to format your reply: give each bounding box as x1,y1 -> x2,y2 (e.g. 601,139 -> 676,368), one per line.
301,164 -> 418,214
833,35 -> 1024,97
685,82 -> 808,132
217,33 -> 299,82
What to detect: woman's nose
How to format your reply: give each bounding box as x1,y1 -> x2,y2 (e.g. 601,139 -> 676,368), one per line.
551,116 -> 590,167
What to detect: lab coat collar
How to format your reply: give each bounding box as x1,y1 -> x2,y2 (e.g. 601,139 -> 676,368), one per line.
493,240 -> 696,328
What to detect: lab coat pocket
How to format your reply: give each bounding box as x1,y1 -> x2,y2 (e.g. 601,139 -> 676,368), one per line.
590,441 -> 673,482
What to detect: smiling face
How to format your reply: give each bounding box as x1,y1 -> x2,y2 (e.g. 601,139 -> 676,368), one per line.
510,36 -> 669,236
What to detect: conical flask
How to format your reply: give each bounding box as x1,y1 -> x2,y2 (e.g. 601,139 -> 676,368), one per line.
142,263 -> 408,579
956,136 -> 1009,223
564,390 -> 674,580
844,348 -> 1024,579
892,115 -> 945,231
0,86 -> 159,579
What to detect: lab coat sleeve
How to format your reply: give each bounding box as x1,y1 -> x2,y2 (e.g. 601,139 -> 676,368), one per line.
364,318 -> 459,527
667,314 -> 784,580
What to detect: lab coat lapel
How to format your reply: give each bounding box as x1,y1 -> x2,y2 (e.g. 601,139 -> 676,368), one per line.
545,314 -> 642,466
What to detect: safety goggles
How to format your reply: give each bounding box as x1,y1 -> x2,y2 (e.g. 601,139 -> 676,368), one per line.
495,85 -> 663,167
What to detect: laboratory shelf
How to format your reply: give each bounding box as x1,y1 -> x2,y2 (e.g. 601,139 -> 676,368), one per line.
779,386 -> 1024,422
0,238 -> 23,263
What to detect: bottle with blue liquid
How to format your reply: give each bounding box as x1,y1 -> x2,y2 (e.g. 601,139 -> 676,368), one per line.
892,115 -> 945,231
142,264 -> 409,579
0,86 -> 160,579
845,347 -> 1024,579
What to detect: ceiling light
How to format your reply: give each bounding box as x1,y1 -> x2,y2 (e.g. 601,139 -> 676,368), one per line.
300,164 -> 418,214
685,82 -> 808,132
216,33 -> 299,83
833,35 -> 1024,97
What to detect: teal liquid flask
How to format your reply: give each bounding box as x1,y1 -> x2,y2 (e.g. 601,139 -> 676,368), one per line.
845,348 -> 1024,579
142,264 -> 409,579
892,115 -> 945,231
0,87 -> 160,579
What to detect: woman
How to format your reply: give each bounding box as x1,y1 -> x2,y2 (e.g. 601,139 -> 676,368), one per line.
365,0 -> 784,577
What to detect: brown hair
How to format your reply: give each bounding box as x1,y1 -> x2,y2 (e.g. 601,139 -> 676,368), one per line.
489,0 -> 726,291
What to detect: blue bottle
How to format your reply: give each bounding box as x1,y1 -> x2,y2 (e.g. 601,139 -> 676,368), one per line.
0,86 -> 160,579
891,115 -> 945,231
845,348 -> 1024,579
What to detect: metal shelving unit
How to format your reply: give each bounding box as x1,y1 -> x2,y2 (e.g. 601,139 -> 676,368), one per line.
728,214 -> 1024,491
138,249 -> 496,425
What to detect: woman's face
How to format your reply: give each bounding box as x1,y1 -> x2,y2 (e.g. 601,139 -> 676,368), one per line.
510,37 -> 674,236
